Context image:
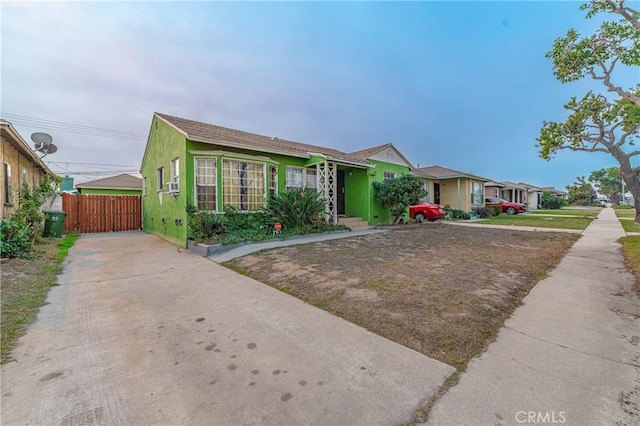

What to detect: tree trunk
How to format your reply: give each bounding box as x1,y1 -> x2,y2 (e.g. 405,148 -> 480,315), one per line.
609,147 -> 640,224
619,167 -> 640,224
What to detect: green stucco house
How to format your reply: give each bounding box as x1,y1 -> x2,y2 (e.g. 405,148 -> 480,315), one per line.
140,113 -> 416,246
75,173 -> 142,196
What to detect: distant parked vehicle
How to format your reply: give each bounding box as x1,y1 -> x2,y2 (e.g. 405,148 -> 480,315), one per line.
484,197 -> 527,215
409,202 -> 446,222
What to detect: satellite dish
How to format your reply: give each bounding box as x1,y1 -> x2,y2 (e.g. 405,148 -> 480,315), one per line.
31,132 -> 53,150
30,133 -> 57,158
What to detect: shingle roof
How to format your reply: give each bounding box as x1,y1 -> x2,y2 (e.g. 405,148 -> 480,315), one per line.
499,181 -> 528,190
417,165 -> 491,182
485,181 -> 505,187
156,113 -> 372,166
76,174 -> 142,190
349,143 -> 393,160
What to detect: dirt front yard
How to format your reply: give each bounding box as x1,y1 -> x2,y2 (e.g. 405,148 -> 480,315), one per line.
226,223 -> 579,370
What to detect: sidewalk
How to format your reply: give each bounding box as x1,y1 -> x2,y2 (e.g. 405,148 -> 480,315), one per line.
426,207 -> 640,426
208,228 -> 388,262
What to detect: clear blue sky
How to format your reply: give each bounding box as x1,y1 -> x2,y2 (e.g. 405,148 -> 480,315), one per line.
2,1 -> 636,187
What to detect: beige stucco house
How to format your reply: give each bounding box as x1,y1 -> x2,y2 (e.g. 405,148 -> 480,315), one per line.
416,165 -> 490,212
1,119 -> 55,218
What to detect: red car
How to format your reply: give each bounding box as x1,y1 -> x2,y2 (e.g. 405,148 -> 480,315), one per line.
409,202 -> 446,222
485,197 -> 527,215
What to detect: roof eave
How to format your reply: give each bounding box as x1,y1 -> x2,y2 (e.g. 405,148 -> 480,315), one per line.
189,136 -> 311,159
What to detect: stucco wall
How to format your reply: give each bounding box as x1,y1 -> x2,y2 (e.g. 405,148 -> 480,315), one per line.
436,178 -> 485,212
367,160 -> 412,225
140,117 -> 188,247
1,134 -> 47,218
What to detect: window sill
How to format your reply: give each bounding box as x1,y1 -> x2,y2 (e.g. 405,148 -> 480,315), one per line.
4,202 -> 14,207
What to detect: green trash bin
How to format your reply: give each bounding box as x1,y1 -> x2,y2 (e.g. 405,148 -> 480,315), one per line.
43,211 -> 67,237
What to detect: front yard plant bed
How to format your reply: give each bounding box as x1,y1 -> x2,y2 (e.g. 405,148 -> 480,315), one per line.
225,224 -> 578,370
188,226 -> 350,256
474,214 -> 594,230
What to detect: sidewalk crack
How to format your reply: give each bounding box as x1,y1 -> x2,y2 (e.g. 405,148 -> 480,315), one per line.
504,326 -> 640,368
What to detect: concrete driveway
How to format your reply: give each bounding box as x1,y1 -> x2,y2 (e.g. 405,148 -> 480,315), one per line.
1,232 -> 454,425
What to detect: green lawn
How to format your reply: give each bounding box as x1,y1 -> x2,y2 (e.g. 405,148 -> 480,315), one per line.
528,209 -> 601,217
614,209 -> 637,218
475,214 -> 593,230
619,236 -> 640,294
620,219 -> 640,233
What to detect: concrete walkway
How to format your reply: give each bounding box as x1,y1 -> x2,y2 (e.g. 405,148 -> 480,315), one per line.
209,228 -> 388,262
426,207 -> 640,426
1,232 -> 454,426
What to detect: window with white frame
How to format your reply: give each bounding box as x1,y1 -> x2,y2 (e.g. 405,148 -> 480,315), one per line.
195,158 -> 217,211
305,168 -> 317,190
286,166 -> 318,191
143,177 -> 147,196
422,181 -> 430,202
286,166 -> 304,191
269,165 -> 278,198
157,167 -> 164,191
4,163 -> 12,204
471,182 -> 484,205
384,171 -> 396,180
171,157 -> 179,184
222,159 -> 265,211
22,168 -> 28,186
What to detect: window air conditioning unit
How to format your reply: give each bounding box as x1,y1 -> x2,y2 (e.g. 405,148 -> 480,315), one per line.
166,181 -> 179,194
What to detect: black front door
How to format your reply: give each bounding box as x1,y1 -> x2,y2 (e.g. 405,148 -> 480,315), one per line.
434,183 -> 441,205
337,170 -> 345,215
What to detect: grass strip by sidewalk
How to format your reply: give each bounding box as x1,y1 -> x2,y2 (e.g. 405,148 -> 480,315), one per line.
615,209 -> 638,218
620,220 -> 640,233
1,232 -> 79,363
475,214 -> 593,230
620,236 -> 640,295
528,209 -> 600,217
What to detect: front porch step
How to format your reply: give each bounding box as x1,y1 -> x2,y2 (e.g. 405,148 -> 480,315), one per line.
337,216 -> 373,231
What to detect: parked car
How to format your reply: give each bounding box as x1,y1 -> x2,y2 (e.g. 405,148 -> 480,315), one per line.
409,202 -> 446,222
484,197 -> 527,215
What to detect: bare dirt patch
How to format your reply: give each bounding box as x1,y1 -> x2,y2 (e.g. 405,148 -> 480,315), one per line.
226,223 -> 578,370
1,238 -> 68,362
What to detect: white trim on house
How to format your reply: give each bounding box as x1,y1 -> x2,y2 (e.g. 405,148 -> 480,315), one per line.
188,150 -> 279,164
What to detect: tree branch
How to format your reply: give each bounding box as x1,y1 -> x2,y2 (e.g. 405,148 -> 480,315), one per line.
568,145 -> 610,153
606,0 -> 640,30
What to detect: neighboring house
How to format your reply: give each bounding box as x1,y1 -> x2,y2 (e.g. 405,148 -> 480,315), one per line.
140,113 -> 415,246
484,181 -> 504,199
540,187 -> 569,200
415,165 -> 490,211
495,181 -> 528,204
75,174 -> 142,196
517,182 -> 545,211
485,181 -> 551,210
0,119 -> 55,218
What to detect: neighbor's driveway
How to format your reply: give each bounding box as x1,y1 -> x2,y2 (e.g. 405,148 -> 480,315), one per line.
1,232 -> 453,425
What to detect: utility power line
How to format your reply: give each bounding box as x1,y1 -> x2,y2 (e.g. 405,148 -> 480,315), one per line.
1,113 -> 147,141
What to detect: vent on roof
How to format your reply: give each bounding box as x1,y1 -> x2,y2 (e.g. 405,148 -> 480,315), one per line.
272,137 -> 280,142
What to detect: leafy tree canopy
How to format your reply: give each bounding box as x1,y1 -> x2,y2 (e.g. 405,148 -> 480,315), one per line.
538,0 -> 640,222
589,166 -> 623,202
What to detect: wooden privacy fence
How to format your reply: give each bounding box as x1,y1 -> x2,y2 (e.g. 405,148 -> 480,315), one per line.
62,193 -> 142,233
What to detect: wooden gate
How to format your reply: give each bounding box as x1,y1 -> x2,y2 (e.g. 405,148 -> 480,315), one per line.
62,193 -> 142,233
